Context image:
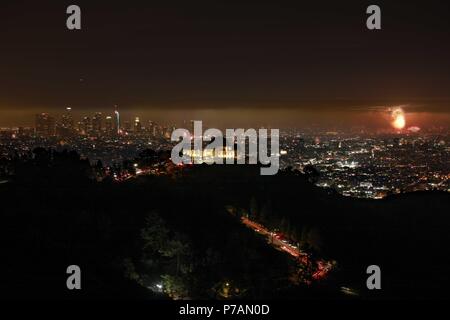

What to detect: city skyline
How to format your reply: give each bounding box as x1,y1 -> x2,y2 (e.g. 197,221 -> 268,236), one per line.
1,107 -> 450,131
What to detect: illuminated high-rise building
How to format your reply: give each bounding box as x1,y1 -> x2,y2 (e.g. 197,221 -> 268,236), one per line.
134,117 -> 142,133
58,107 -> 74,137
92,112 -> 103,134
35,113 -> 56,137
113,106 -> 120,134
105,116 -> 113,133
61,107 -> 74,130
81,116 -> 92,135
147,120 -> 156,137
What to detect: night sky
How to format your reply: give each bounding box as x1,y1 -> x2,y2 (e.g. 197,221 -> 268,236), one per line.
0,0 -> 449,127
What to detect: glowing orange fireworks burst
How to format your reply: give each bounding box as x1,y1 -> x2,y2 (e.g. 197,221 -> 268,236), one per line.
390,107 -> 406,130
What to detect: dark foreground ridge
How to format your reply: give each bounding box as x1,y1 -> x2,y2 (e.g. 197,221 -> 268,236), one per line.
0,149 -> 449,299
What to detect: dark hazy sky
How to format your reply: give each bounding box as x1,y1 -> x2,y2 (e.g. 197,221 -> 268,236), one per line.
0,0 -> 449,126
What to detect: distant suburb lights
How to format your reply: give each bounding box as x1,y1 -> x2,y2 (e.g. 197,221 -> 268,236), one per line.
66,5 -> 382,31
